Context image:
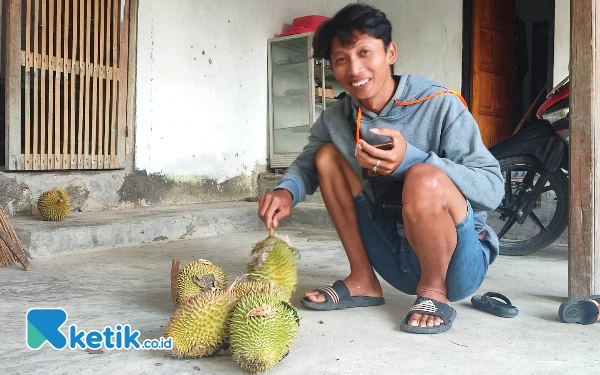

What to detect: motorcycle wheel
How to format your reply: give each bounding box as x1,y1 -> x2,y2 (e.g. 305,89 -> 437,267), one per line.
487,155 -> 569,256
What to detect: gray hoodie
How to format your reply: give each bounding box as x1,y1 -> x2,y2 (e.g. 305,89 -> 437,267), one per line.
275,74 -> 505,265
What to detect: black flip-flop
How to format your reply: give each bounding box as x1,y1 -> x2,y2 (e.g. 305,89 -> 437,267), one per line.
471,292 -> 519,318
400,296 -> 457,334
300,280 -> 385,310
558,295 -> 600,324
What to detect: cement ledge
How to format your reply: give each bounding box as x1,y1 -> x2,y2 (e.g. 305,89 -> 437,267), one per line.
9,201 -> 332,261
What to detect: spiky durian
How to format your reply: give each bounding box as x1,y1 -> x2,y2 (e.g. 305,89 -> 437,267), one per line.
216,280 -> 289,358
164,277 -> 286,359
164,277 -> 240,358
231,280 -> 288,302
171,258 -> 228,306
247,233 -> 299,300
229,293 -> 300,373
36,188 -> 71,221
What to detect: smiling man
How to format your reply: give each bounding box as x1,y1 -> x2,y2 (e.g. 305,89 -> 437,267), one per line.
257,3 -> 504,334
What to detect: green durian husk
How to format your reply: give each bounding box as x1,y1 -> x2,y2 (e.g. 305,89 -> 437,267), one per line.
247,233 -> 299,301
37,188 -> 71,221
164,277 -> 286,359
228,293 -> 300,373
164,287 -> 238,358
173,258 -> 228,306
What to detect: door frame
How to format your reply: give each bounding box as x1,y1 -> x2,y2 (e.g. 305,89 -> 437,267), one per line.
461,0 -> 556,109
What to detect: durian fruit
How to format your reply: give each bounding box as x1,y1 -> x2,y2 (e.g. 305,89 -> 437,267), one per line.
229,293 -> 300,373
247,232 -> 299,300
164,277 -> 241,358
164,277 -> 286,359
231,280 -> 288,302
171,258 -> 228,306
36,188 -> 71,221
211,281 -> 288,358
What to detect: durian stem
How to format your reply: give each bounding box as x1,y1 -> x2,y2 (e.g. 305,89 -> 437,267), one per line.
226,276 -> 244,293
226,273 -> 253,293
0,229 -> 31,271
246,272 -> 271,283
269,226 -> 274,238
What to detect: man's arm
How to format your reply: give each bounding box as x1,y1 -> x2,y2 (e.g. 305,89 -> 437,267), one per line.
274,112 -> 332,207
423,109 -> 504,211
388,108 -> 504,211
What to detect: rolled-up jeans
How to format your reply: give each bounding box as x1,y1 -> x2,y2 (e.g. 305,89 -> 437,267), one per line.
353,189 -> 489,302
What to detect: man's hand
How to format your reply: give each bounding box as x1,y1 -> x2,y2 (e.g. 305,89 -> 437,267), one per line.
355,128 -> 408,176
257,189 -> 293,230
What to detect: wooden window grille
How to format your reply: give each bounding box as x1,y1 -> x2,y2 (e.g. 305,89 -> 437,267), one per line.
3,0 -> 131,170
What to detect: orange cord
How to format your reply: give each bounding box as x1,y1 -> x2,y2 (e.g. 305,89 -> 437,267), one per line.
394,89 -> 468,108
355,106 -> 362,144
355,89 -> 468,144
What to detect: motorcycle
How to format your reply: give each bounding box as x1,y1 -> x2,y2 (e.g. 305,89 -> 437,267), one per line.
487,76 -> 570,256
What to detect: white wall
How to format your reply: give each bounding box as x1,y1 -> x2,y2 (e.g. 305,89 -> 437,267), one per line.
360,0 -> 464,91
135,0 -> 355,183
135,0 -> 464,183
553,0 -> 570,85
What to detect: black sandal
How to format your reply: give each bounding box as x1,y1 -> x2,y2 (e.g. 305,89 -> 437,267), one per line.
471,292 -> 519,318
400,296 -> 457,334
301,280 -> 385,311
558,295 -> 600,324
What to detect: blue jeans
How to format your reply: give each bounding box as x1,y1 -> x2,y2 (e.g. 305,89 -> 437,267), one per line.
354,190 -> 489,302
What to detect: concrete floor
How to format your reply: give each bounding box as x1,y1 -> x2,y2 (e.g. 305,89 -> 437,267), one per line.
1,228 -> 598,375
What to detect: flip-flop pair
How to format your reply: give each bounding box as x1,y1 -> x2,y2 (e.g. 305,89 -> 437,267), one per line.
400,292 -> 519,333
558,295 -> 600,324
302,280 -> 456,334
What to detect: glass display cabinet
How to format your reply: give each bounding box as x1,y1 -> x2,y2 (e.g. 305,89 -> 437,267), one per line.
267,32 -> 344,168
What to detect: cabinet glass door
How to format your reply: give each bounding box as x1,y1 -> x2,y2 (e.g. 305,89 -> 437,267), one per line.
268,33 -> 314,167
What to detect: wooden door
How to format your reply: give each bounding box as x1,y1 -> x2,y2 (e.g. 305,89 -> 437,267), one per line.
471,0 -> 516,147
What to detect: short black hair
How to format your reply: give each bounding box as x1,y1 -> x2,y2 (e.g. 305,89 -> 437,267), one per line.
312,4 -> 393,62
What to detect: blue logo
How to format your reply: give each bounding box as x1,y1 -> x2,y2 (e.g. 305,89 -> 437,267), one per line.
26,308 -> 68,349
26,308 -> 172,350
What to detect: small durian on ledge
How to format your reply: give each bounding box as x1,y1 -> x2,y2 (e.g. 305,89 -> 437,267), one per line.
36,188 -> 72,221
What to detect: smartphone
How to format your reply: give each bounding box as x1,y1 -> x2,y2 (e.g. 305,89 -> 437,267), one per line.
361,141 -> 393,178
372,141 -> 393,151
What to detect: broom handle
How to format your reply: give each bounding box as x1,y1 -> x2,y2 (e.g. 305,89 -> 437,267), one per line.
0,229 -> 31,271
512,84 -> 548,135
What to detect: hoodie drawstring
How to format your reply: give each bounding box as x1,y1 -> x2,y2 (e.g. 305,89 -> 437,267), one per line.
355,106 -> 363,144
394,89 -> 468,108
355,89 -> 468,144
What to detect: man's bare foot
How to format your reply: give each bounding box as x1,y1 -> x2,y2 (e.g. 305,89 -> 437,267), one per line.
407,288 -> 450,327
304,275 -> 383,303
